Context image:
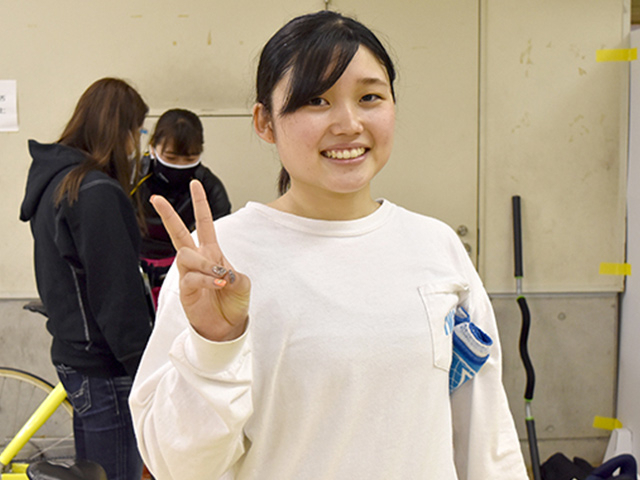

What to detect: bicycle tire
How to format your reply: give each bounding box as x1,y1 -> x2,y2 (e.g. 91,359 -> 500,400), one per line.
0,367 -> 74,466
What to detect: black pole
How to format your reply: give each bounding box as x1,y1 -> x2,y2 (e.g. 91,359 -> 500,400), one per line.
513,196 -> 523,279
512,195 -> 542,480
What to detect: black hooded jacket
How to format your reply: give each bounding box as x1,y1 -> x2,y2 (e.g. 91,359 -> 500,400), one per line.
19,140 -> 153,378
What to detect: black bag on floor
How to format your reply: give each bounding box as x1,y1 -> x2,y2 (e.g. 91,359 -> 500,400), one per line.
585,454 -> 637,480
541,452 -> 594,480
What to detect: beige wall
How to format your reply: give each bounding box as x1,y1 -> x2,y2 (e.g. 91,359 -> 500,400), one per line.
479,0 -> 629,294
1,0 -> 481,297
1,1 -> 628,296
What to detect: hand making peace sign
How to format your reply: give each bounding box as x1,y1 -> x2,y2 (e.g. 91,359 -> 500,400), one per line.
150,180 -> 250,342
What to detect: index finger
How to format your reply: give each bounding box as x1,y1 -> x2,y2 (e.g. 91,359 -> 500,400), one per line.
150,194 -> 195,251
190,179 -> 219,249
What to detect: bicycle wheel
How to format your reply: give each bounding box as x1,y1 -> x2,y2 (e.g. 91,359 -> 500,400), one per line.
0,367 -> 74,465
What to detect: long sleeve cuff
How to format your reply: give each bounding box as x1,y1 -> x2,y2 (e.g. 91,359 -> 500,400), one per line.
180,321 -> 250,375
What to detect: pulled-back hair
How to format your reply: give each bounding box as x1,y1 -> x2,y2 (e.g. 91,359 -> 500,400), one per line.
55,78 -> 148,209
151,109 -> 204,156
255,11 -> 396,194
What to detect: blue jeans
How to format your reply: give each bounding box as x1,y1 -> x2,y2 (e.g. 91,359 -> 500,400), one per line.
56,364 -> 143,480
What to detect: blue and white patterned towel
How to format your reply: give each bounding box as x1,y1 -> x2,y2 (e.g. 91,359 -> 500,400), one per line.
449,307 -> 493,393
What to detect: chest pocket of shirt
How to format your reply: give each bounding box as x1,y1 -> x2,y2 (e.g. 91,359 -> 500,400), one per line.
418,282 -> 469,372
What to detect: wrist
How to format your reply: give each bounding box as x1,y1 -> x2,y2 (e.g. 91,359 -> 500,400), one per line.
192,316 -> 248,343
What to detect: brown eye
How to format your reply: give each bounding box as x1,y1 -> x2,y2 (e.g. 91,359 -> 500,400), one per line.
361,94 -> 381,102
307,97 -> 328,107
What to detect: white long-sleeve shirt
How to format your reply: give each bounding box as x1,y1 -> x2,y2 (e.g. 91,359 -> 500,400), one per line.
130,200 -> 528,480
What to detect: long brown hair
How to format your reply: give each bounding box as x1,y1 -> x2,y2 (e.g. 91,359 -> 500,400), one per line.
55,78 -> 148,222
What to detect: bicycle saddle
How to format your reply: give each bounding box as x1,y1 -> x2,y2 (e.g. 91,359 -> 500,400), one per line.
22,299 -> 48,317
26,460 -> 107,480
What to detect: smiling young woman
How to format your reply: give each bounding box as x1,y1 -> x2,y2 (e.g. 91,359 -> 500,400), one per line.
130,11 -> 529,480
253,45 -> 396,220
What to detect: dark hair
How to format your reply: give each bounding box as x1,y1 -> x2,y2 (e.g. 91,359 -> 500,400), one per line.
151,109 -> 204,156
255,11 -> 396,195
56,78 -> 148,213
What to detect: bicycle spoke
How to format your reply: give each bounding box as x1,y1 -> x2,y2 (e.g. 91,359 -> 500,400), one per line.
0,368 -> 74,469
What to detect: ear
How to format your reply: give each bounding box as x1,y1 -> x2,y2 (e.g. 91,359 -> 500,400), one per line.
253,103 -> 275,144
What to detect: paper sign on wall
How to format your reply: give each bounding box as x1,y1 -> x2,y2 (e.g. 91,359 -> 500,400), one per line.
0,80 -> 19,132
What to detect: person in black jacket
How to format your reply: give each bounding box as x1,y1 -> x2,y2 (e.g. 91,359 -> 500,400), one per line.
19,78 -> 152,480
132,109 -> 231,305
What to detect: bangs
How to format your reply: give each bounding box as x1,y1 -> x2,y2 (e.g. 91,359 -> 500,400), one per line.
160,130 -> 203,156
281,38 -> 359,115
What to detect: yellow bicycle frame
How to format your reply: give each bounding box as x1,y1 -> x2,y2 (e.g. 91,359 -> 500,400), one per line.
0,383 -> 68,479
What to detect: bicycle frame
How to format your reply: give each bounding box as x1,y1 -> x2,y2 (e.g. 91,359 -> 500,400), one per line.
1,463 -> 28,480
0,383 -> 68,479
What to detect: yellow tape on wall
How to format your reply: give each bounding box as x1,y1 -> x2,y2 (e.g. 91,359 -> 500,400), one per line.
599,263 -> 632,276
596,48 -> 637,62
593,416 -> 623,431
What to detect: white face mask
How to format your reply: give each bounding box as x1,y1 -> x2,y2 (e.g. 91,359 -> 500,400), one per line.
150,147 -> 202,186
151,147 -> 201,169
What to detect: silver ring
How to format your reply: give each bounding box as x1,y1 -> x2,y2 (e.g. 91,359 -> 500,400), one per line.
212,265 -> 227,277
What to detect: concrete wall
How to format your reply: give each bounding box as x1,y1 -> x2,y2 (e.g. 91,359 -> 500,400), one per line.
494,294 -> 618,466
0,299 -> 58,384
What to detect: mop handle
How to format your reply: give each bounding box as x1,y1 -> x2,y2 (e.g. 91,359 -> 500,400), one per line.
512,196 -> 536,401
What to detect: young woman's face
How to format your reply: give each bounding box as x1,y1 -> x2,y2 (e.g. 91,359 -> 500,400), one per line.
259,46 -> 395,201
152,141 -> 201,166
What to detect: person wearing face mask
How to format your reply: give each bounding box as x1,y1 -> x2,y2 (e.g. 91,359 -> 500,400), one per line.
132,109 -> 231,305
19,78 -> 153,480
